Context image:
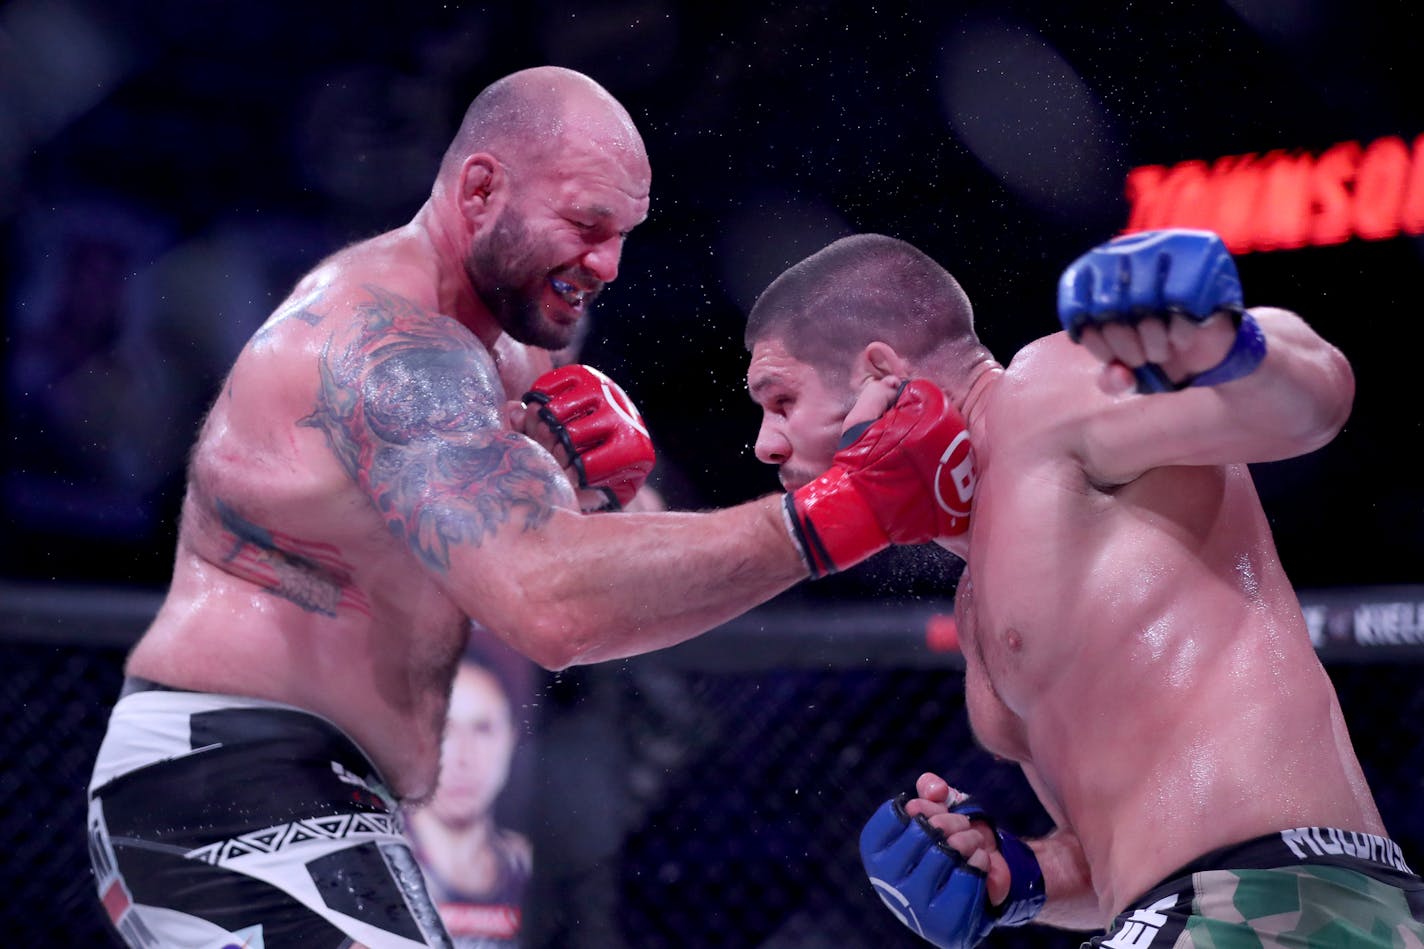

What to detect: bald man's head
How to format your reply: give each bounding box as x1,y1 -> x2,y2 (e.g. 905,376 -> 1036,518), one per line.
438,66 -> 645,184
434,67 -> 651,351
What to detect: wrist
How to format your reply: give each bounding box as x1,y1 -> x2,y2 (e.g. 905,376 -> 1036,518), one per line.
784,469 -> 889,578
1185,310 -> 1267,388
991,828 -> 1047,927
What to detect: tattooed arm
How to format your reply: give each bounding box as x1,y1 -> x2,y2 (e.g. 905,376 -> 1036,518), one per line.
303,288 -> 805,668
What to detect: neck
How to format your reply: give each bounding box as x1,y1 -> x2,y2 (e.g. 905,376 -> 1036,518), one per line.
958,356 -> 1002,428
411,198 -> 501,347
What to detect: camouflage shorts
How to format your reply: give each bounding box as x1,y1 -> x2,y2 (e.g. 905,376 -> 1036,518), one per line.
1089,828 -> 1424,948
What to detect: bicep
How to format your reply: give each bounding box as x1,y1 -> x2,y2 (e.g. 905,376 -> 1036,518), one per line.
1078,387 -> 1244,485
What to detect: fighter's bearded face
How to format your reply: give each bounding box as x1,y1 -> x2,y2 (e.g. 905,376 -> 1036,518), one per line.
465,202 -> 598,350
465,132 -> 650,351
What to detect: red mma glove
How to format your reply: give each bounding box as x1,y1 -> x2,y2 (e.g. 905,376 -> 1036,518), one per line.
786,379 -> 975,578
524,364 -> 656,511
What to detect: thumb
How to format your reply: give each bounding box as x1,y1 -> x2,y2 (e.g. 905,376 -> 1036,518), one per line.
986,849 -> 1013,907
842,376 -> 904,436
1099,362 -> 1137,396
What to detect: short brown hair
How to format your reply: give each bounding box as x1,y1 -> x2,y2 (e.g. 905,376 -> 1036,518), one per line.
745,234 -> 975,381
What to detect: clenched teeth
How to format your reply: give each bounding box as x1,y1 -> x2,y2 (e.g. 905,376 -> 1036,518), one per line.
551,278 -> 589,307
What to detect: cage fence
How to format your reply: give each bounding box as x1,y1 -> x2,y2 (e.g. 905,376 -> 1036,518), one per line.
3,585 -> 1423,948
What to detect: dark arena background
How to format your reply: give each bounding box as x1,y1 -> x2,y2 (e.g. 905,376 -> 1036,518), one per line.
3,1 -> 1423,946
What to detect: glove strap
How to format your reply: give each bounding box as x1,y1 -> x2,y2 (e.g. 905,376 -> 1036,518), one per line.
782,493 -> 826,577
1185,310 -> 1267,388
1134,311 -> 1267,394
783,473 -> 890,579
949,804 -> 1045,928
990,828 -> 1046,927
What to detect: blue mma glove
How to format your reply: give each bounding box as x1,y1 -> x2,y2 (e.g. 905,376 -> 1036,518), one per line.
860,794 -> 1046,948
1056,228 -> 1264,393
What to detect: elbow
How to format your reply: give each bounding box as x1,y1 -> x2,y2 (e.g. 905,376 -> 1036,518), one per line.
493,602 -> 601,672
520,613 -> 594,672
462,547 -> 603,671
1253,307 -> 1355,452
1304,345 -> 1355,450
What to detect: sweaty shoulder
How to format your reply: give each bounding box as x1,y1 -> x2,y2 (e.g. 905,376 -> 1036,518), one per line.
296,281 -> 574,574
299,283 -> 506,471
239,245 -> 503,428
994,334 -> 1105,457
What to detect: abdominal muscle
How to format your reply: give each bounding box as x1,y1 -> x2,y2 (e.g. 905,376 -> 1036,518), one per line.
961,464 -> 1385,917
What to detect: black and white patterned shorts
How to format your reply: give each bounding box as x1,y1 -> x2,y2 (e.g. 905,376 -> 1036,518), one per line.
88,678 -> 452,949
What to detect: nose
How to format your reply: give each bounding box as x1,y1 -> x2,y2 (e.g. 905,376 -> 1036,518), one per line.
582,236 -> 623,284
753,418 -> 789,466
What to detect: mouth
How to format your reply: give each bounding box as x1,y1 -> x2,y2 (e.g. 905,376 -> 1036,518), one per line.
550,277 -> 596,313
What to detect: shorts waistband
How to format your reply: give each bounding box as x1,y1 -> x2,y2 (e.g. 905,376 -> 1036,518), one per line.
96,679 -> 392,799
1127,827 -> 1421,912
119,675 -> 192,698
1272,827 -> 1416,877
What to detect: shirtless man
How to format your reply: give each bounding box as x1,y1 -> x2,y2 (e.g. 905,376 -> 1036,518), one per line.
85,68 -> 967,948
744,231 -> 1424,947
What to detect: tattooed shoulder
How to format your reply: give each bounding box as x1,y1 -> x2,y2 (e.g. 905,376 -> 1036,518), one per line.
253,288 -> 329,344
299,286 -> 571,573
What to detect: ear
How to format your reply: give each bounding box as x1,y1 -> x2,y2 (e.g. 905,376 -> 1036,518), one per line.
851,341 -> 912,385
457,153 -> 503,230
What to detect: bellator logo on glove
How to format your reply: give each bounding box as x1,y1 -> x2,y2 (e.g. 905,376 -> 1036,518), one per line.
934,426 -> 975,528
588,368 -> 649,439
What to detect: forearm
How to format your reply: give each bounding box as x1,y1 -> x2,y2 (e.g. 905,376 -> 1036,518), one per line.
468,494 -> 808,668
1091,306 -> 1358,478
1028,828 -> 1105,931
1221,307 -> 1355,453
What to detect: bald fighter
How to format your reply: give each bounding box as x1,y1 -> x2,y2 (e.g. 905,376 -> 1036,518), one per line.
86,68 -> 968,948
743,231 -> 1424,947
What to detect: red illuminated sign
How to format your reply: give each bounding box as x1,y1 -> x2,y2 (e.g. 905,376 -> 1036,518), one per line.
1124,134 -> 1424,252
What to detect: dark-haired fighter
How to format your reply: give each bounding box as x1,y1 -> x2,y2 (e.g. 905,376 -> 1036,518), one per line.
744,230 -> 1424,948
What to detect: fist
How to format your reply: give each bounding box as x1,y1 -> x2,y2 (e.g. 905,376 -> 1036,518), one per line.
785,379 -> 975,578
1057,229 -> 1245,392
523,365 -> 655,511
859,795 -> 996,949
860,779 -> 1045,949
832,379 -> 975,544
